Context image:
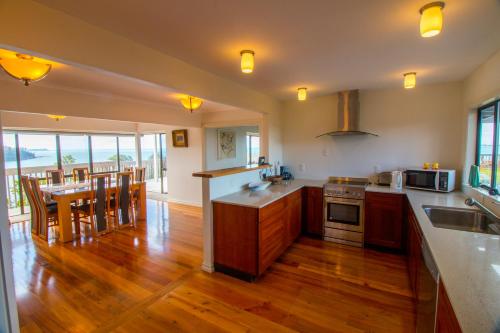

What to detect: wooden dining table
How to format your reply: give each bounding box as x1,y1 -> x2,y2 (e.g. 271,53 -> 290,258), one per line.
42,181 -> 147,242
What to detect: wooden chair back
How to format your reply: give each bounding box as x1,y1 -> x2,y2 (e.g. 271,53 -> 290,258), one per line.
72,167 -> 89,183
46,169 -> 65,186
21,176 -> 39,235
90,174 -> 112,235
116,171 -> 135,228
29,177 -> 49,239
135,167 -> 146,182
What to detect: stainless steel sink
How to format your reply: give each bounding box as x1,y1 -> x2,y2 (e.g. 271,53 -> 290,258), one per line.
422,205 -> 500,235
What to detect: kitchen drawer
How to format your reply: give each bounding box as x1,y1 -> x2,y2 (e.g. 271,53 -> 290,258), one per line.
260,196 -> 286,221
324,227 -> 363,243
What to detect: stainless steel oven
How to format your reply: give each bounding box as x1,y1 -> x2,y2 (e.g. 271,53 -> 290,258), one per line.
323,177 -> 368,247
324,196 -> 364,233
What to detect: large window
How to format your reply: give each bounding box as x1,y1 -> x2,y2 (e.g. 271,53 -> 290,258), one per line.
476,100 -> 500,193
2,130 -> 154,216
60,134 -> 90,174
18,133 -> 58,178
91,135 -> 119,173
118,136 -> 137,171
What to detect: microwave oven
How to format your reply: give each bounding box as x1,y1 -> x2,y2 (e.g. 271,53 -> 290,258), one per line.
405,169 -> 455,192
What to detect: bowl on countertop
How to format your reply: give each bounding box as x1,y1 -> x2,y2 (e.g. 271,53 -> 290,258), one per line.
248,181 -> 272,191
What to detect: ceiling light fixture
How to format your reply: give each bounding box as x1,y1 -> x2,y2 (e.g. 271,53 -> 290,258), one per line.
419,2 -> 445,38
297,87 -> 307,101
0,53 -> 52,86
403,72 -> 417,89
240,50 -> 255,74
47,114 -> 66,121
180,96 -> 203,113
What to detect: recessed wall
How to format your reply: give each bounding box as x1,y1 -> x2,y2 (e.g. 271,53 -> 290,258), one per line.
204,126 -> 259,170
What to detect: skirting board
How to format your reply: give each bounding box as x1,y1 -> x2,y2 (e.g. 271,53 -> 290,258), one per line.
201,263 -> 214,273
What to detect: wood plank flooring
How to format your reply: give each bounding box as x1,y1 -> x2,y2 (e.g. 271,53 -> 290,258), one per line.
11,199 -> 415,333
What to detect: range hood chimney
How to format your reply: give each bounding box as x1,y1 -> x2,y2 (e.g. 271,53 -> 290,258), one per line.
316,90 -> 377,137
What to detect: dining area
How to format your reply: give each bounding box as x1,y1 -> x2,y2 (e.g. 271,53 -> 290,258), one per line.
20,166 -> 147,243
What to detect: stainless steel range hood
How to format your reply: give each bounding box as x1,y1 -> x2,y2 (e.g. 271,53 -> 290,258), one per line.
316,90 -> 377,137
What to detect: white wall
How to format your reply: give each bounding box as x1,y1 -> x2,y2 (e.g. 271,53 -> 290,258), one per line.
461,49 -> 500,215
282,82 -> 464,182
166,127 -> 203,206
205,126 -> 259,170
462,50 -> 500,184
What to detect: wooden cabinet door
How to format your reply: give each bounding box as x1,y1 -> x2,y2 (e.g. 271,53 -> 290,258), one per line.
436,280 -> 462,333
287,190 -> 302,246
304,187 -> 323,236
407,208 -> 422,296
259,204 -> 286,274
365,192 -> 404,249
213,203 -> 259,275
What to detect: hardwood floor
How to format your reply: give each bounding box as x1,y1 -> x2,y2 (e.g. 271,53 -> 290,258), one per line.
12,199 -> 415,333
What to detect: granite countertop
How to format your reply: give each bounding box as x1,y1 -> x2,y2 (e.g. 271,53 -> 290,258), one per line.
212,179 -> 325,208
366,184 -> 407,194
404,189 -> 500,333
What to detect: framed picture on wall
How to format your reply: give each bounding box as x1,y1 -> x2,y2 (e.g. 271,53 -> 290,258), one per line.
217,129 -> 236,160
172,129 -> 188,147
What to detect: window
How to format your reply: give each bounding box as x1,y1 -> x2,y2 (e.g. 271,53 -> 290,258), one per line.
60,134 -> 90,175
91,135 -> 119,173
246,133 -> 260,165
118,136 -> 137,171
476,100 -> 500,193
17,133 -> 58,177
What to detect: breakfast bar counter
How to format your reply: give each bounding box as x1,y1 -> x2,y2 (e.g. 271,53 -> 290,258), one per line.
212,179 -> 325,209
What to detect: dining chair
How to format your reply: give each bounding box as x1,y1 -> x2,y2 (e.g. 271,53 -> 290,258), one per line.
73,174 -> 112,236
29,177 -> 59,240
131,167 -> 145,212
134,167 -> 146,182
115,171 -> 135,229
72,167 -> 89,183
20,176 -> 39,235
46,169 -> 65,186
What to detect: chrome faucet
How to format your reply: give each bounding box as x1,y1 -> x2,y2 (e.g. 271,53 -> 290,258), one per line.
465,197 -> 500,224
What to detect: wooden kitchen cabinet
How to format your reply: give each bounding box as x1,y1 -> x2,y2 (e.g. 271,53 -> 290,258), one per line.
407,205 -> 422,297
364,192 -> 405,250
436,280 -> 462,333
214,189 -> 303,280
303,187 -> 323,237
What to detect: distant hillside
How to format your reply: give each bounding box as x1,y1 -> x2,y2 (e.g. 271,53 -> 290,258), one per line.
4,146 -> 36,162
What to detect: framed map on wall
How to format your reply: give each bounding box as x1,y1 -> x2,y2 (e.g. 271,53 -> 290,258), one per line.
217,129 -> 236,160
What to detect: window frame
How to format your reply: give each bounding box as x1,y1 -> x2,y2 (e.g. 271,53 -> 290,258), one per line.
246,132 -> 260,165
475,99 -> 500,193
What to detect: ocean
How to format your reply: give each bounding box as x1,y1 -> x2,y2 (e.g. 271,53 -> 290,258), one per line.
4,148 -> 156,169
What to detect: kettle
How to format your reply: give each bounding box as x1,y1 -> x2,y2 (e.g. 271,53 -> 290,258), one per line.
391,171 -> 403,190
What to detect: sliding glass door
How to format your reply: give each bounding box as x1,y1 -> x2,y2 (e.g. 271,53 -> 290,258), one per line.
141,133 -> 167,194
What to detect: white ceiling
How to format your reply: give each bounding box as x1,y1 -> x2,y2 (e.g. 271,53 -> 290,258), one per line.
0,56 -> 241,113
34,0 -> 500,100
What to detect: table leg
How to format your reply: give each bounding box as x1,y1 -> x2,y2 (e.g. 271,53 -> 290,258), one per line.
57,197 -> 73,242
138,183 -> 146,220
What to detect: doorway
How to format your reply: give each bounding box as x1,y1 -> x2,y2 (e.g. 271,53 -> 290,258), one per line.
141,133 -> 167,194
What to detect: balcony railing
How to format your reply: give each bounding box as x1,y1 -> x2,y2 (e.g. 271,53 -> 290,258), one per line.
4,159 -> 160,210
